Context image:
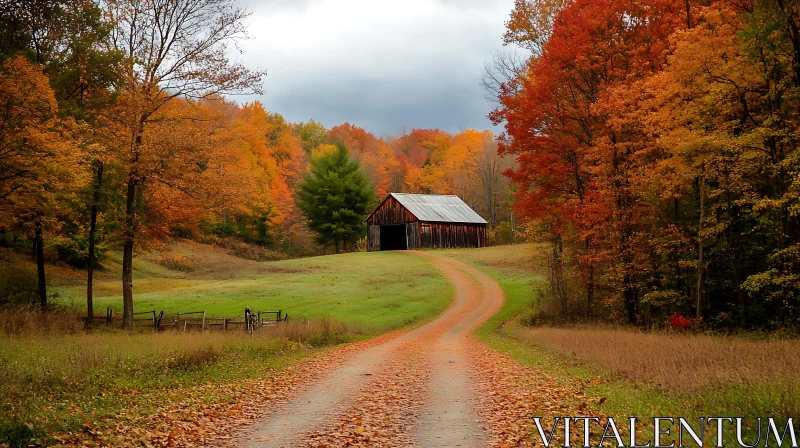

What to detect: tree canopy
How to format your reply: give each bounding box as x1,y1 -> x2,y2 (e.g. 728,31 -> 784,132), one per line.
493,0 -> 800,330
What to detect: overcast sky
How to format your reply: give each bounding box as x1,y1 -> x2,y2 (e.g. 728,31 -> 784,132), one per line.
234,0 -> 514,137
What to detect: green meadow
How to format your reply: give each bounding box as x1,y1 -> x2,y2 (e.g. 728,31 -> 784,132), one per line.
54,242 -> 452,335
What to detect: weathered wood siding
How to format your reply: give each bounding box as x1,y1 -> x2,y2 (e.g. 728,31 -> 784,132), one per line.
367,225 -> 380,252
365,195 -> 418,226
406,222 -> 419,250
419,222 -> 486,249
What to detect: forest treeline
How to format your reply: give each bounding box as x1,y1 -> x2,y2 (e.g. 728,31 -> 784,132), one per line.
0,0 -> 514,326
491,0 -> 800,331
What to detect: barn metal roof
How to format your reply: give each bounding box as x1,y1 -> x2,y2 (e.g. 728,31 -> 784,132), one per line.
386,193 -> 487,224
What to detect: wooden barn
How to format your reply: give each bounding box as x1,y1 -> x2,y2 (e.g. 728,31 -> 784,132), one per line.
365,193 -> 487,251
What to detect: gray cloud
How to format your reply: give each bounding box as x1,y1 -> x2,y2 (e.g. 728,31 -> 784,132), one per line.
238,0 -> 313,14
231,0 -> 514,135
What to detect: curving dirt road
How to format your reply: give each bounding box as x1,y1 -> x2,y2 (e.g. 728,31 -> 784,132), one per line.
230,251 -> 504,447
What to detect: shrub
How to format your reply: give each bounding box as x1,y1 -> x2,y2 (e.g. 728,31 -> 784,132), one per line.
355,236 -> 368,252
46,235 -> 106,268
216,237 -> 286,262
0,266 -> 38,307
668,313 -> 693,331
490,221 -> 516,245
0,419 -> 44,448
156,254 -> 195,272
166,346 -> 220,371
518,308 -> 539,326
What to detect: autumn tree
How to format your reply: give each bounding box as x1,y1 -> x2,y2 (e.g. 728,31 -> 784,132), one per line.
106,0 -> 265,328
495,0 -> 695,321
491,0 -> 800,330
218,102 -> 310,252
1,0 -> 120,320
294,119 -> 328,154
0,57 -> 84,309
629,2 -> 800,327
481,0 -> 569,100
474,135 -> 513,226
296,143 -> 375,253
326,123 -> 399,198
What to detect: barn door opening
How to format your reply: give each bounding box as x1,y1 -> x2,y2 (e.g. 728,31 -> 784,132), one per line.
379,224 -> 407,250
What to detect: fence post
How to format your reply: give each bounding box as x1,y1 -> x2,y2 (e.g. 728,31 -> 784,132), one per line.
202,311 -> 206,330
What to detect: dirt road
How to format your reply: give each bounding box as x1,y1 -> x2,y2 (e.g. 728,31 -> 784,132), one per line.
231,252 -> 504,447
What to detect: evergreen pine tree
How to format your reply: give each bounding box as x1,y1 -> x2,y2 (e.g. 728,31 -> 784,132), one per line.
296,143 -> 375,252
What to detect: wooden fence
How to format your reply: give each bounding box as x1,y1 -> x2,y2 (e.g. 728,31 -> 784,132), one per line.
87,307 -> 289,332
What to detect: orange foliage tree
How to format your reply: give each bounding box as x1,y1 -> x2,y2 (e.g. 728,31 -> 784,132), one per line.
494,0 -> 697,321
0,57 -> 85,309
106,0 -> 265,327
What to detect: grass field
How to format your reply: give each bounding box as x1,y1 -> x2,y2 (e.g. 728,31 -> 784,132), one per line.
54,241 -> 452,335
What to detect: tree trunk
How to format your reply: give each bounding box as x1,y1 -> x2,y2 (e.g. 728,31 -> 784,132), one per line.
35,217 -> 47,311
87,161 -> 103,329
685,0 -> 692,28
122,123 -> 144,329
585,236 -> 594,318
551,235 -> 568,317
122,119 -> 149,328
122,173 -> 137,329
623,272 -> 637,324
696,174 -> 705,320
510,211 -> 515,244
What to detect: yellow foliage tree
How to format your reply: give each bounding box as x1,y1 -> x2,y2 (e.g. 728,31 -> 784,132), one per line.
0,56 -> 85,309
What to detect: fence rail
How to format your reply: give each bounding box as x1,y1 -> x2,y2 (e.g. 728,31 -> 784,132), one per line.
86,307 -> 288,332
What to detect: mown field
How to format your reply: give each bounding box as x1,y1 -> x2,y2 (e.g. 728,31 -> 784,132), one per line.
0,243 -> 452,446
54,241 -> 451,333
441,244 -> 800,443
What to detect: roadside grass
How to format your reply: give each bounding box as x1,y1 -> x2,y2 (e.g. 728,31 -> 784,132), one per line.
435,244 -> 540,340
516,326 -> 800,393
0,243 -> 453,446
0,331 -> 311,446
440,244 -> 800,444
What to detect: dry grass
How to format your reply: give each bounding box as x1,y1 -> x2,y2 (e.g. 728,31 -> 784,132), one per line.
0,306 -> 85,336
267,316 -> 364,346
215,237 -> 288,262
0,316 -> 358,444
515,326 -> 800,391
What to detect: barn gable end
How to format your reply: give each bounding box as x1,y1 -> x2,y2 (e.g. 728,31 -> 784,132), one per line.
365,193 -> 487,251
